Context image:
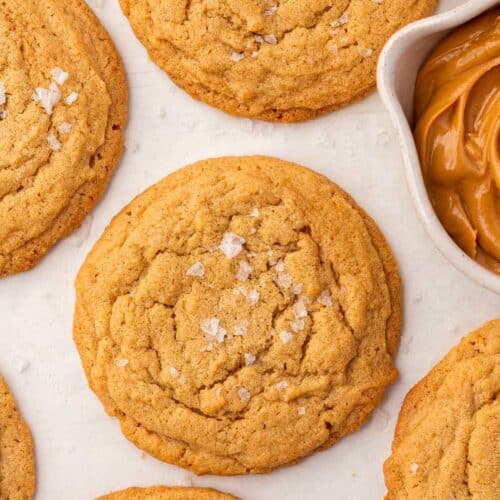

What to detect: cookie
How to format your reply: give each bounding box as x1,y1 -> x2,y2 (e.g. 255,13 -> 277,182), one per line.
0,375 -> 36,500
0,0 -> 127,278
119,0 -> 435,122
74,156 -> 401,474
384,320 -> 500,499
97,486 -> 237,499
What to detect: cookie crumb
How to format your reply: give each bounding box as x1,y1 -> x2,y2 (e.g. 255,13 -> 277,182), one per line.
219,232 -> 245,258
244,353 -> 256,366
187,262 -> 205,277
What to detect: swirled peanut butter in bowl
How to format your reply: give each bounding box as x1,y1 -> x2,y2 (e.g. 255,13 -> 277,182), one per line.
414,8 -> 500,274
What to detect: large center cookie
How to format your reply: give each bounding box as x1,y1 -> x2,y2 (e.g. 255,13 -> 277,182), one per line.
0,375 -> 35,500
98,486 -> 237,499
0,0 -> 127,277
384,320 -> 500,499
119,0 -> 435,121
74,156 -> 401,474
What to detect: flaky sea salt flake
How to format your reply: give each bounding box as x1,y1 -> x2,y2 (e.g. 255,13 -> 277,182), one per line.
57,122 -> 72,134
264,34 -> 278,45
65,91 -> 79,106
47,133 -> 62,151
274,272 -> 292,289
0,82 -> 5,105
237,260 -> 252,281
169,367 -> 179,378
250,207 -> 260,217
187,262 -> 205,277
234,321 -> 248,336
116,358 -> 129,367
357,46 -> 373,58
51,67 -> 69,85
200,317 -> 226,343
239,387 -> 251,401
410,463 -> 419,474
318,289 -> 333,307
294,299 -> 308,319
276,380 -> 288,390
34,83 -> 61,115
231,51 -> 245,62
279,330 -> 293,344
291,319 -> 305,332
219,232 -> 245,258
298,406 -> 306,415
244,353 -> 256,366
247,289 -> 259,305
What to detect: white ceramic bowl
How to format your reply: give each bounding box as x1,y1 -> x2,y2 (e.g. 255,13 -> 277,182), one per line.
377,0 -> 500,294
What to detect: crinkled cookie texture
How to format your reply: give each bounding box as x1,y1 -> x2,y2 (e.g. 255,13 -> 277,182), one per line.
74,156 -> 401,475
119,0 -> 435,121
0,0 -> 127,278
97,486 -> 237,499
0,376 -> 35,500
384,320 -> 500,500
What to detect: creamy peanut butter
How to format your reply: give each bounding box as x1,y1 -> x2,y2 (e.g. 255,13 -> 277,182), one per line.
414,8 -> 500,274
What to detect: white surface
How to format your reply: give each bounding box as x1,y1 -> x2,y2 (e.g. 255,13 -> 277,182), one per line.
377,0 -> 500,294
0,1 -> 498,499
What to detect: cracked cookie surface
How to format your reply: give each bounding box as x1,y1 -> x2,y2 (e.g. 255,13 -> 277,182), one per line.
384,320 -> 500,499
0,0 -> 127,278
74,156 -> 401,474
0,375 -> 35,500
119,0 -> 435,121
97,486 -> 237,499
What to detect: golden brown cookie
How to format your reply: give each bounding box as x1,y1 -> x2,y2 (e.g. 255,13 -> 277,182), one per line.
384,320 -> 500,499
0,0 -> 127,278
74,156 -> 401,475
97,486 -> 237,500
119,0 -> 435,122
0,375 -> 36,500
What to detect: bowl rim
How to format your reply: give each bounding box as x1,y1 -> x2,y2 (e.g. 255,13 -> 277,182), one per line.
377,0 -> 500,294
